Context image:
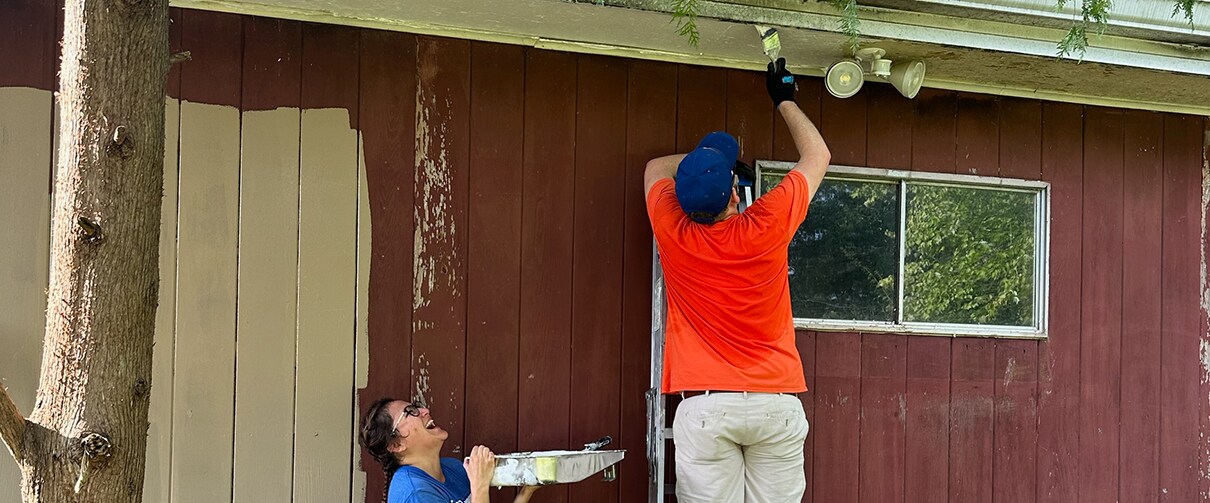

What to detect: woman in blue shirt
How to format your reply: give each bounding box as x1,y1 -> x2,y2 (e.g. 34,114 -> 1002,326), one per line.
360,397 -> 539,503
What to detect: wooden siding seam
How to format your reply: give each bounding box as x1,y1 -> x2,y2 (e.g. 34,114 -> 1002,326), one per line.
351,32 -> 365,501
290,29 -> 306,503
168,88 -> 184,503
857,333 -> 864,503
228,18 -> 246,503
165,13 -> 186,500
1201,116 -> 1210,503
567,55 -> 579,456
514,47 -> 527,456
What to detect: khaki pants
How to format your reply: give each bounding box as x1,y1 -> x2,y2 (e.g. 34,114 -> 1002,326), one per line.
673,392 -> 809,503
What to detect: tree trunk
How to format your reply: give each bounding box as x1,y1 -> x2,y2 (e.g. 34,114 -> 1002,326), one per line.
0,0 -> 169,501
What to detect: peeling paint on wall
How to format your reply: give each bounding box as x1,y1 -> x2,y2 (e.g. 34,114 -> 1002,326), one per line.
412,85 -> 459,312
1200,125 -> 1210,490
898,393 -> 908,426
414,353 -> 431,408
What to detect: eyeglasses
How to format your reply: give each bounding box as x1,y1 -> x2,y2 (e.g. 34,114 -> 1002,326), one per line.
390,403 -> 421,436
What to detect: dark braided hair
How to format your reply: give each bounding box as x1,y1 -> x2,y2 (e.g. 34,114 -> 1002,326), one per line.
360,397 -> 405,503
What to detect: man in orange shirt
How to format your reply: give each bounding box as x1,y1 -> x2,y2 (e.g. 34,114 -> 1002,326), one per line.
644,58 -> 831,503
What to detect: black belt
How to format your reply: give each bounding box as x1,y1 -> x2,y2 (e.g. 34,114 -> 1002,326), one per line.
680,390 -> 801,399
680,390 -> 735,399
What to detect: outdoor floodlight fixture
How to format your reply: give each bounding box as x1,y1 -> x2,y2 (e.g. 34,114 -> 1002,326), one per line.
825,60 -> 864,98
888,60 -> 926,99
824,47 -> 927,99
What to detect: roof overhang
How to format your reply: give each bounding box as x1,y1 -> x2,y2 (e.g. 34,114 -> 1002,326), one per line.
174,0 -> 1210,115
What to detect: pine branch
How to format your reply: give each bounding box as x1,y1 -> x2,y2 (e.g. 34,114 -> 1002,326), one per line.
0,384 -> 25,462
671,0 -> 701,47
1056,0 -> 1112,60
1172,0 -> 1195,26
831,0 -> 862,56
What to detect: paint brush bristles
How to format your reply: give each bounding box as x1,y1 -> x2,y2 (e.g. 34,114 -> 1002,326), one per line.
754,25 -> 780,62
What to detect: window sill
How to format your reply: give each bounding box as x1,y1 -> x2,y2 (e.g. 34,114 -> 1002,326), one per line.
793,318 -> 1047,339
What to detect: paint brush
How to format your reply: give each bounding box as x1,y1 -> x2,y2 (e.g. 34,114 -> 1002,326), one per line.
754,25 -> 780,63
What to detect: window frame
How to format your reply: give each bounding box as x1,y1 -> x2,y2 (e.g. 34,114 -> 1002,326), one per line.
756,161 -> 1051,339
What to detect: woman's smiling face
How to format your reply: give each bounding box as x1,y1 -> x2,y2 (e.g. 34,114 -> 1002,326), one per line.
386,401 -> 448,457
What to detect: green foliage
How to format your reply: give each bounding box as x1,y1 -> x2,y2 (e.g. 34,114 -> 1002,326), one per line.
672,0 -> 701,47
1055,0 -> 1113,60
902,185 -> 1035,326
830,0 -> 862,56
1173,0 -> 1196,25
786,179 -> 899,321
665,0 -> 1196,61
773,175 -> 1038,327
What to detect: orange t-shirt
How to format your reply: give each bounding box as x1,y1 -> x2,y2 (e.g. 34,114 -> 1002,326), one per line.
647,170 -> 811,394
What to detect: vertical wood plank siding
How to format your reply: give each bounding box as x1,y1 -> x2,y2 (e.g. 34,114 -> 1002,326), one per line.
1079,106 -> 1125,502
357,28 -> 417,503
1,5 -> 1208,503
1120,109 -> 1164,503
464,41 -> 526,503
1037,102 -> 1085,503
233,17 -> 301,503
172,10 -> 243,503
568,55 -> 628,503
410,36 -> 471,460
294,24 -> 361,502
993,97 -> 1043,503
1160,114 -> 1203,502
517,48 -> 577,503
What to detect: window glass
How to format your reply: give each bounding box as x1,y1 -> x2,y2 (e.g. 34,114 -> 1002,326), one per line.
755,162 -> 1047,337
764,178 -> 899,321
903,184 -> 1036,326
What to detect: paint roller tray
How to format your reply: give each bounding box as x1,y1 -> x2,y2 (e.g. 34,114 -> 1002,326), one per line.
490,449 -> 625,486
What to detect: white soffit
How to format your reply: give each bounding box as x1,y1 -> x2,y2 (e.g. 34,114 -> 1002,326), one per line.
857,0 -> 1210,44
172,0 -> 1210,115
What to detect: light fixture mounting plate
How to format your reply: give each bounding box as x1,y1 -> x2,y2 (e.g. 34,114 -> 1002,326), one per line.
855,47 -> 886,61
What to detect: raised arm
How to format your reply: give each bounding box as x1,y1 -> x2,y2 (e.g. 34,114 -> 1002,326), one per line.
766,58 -> 831,200
778,101 -> 830,200
643,153 -> 686,197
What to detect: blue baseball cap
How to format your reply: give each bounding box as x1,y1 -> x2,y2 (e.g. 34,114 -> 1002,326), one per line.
676,131 -> 739,223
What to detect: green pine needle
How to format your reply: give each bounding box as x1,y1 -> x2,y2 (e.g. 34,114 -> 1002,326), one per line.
1056,0 -> 1112,61
660,0 -> 1195,61
1172,0 -> 1195,26
672,0 -> 701,48
830,0 -> 862,56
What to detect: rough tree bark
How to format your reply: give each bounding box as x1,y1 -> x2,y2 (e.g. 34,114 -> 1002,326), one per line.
0,0 -> 169,501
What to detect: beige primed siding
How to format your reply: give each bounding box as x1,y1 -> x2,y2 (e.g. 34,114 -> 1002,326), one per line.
232,108 -> 302,503
171,101 -> 241,502
0,93 -> 368,503
144,95 -> 182,503
352,134 -> 373,503
293,108 -> 360,502
0,87 -> 52,502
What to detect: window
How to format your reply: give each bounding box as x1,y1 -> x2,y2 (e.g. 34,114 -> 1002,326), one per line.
756,162 -> 1049,338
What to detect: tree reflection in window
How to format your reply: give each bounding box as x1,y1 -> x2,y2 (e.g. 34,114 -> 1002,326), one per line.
763,177 -> 899,321
904,184 -> 1035,326
759,168 -> 1042,330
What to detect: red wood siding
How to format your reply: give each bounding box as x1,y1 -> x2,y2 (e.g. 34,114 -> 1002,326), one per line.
2,3 -> 1208,502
